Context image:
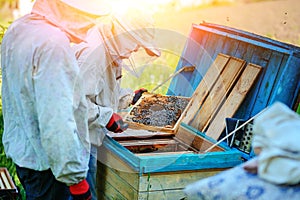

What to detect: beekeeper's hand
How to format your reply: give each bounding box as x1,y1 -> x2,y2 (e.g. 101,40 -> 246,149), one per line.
132,88 -> 148,105
69,179 -> 92,200
106,113 -> 128,133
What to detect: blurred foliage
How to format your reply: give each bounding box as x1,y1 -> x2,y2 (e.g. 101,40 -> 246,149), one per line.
0,0 -> 18,7
0,24 -> 8,44
0,0 -> 18,24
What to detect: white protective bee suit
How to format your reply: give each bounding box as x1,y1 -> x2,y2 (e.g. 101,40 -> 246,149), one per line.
72,9 -> 160,199
1,0 -> 110,187
73,9 -> 160,147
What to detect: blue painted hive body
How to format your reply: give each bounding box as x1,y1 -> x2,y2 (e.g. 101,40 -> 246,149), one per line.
168,23 -> 300,119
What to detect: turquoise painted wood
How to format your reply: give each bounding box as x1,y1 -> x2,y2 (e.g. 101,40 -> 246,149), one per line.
167,23 -> 300,119
99,128 -> 243,174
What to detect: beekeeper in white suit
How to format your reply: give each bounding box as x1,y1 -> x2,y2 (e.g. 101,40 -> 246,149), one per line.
1,0 -> 110,199
72,8 -> 161,199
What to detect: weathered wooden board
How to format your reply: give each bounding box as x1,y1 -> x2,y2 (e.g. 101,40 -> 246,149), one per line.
206,63 -> 262,140
181,53 -> 231,125
190,56 -> 246,131
118,138 -> 179,153
191,33 -> 226,87
175,125 -> 224,152
97,160 -> 226,200
97,162 -> 138,200
108,129 -> 173,141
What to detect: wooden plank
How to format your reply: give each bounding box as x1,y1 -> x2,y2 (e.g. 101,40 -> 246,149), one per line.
191,33 -> 226,89
118,138 -> 179,153
138,169 -> 226,192
98,176 -> 135,200
233,40 -> 249,59
206,63 -> 262,140
194,23 -> 292,54
138,189 -> 186,200
136,151 -> 195,156
201,23 -> 300,52
97,142 -> 138,174
189,32 -> 213,88
117,139 -> 177,147
97,162 -> 225,199
181,53 -> 231,125
221,36 -> 240,56
238,43 -> 256,63
191,136 -> 223,152
109,129 -> 174,141
190,56 -> 246,131
174,125 -> 196,148
97,162 -> 139,200
250,50 -> 284,115
175,125 -> 224,152
139,150 -> 242,173
240,47 -> 272,118
269,56 -> 300,107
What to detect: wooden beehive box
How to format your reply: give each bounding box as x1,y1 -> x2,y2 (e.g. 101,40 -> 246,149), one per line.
96,53 -> 262,200
96,23 -> 300,199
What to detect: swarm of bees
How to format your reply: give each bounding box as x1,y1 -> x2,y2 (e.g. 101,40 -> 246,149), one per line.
127,93 -> 189,128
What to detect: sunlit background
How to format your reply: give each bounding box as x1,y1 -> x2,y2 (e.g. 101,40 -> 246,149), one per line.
1,0 -> 300,94
0,1 -> 299,198
9,0 -> 235,18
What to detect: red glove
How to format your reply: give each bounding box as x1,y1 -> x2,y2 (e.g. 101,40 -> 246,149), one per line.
132,88 -> 148,105
69,179 -> 91,200
106,113 -> 128,133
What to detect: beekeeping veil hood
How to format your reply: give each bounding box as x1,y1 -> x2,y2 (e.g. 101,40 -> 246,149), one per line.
31,0 -> 111,43
96,7 -> 161,64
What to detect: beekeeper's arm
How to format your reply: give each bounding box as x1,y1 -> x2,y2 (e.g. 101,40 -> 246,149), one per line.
75,43 -> 127,136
